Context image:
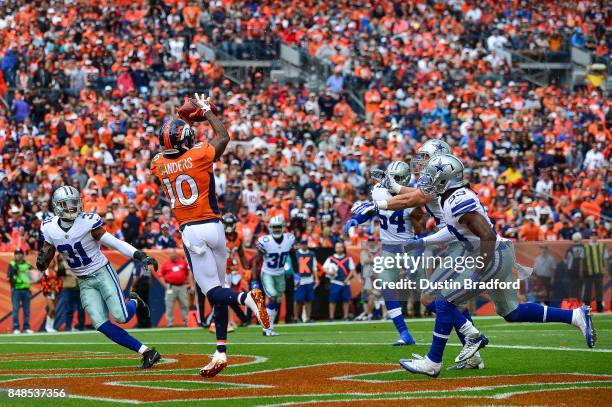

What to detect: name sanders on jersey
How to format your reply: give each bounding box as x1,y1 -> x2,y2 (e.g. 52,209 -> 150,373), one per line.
373,278 -> 520,291
156,156 -> 193,176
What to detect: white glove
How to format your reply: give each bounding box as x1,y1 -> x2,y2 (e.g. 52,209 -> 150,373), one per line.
182,237 -> 207,255
193,93 -> 211,113
385,174 -> 403,194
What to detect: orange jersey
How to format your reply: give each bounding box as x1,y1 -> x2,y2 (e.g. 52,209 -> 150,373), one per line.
225,232 -> 243,273
151,143 -> 221,226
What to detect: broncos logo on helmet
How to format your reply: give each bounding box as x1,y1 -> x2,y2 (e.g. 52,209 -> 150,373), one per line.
158,118 -> 195,154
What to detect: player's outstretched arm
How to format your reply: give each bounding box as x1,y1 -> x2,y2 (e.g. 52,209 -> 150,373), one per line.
460,212 -> 496,275
36,241 -> 56,271
378,189 -> 432,211
193,93 -> 230,161
91,226 -> 158,272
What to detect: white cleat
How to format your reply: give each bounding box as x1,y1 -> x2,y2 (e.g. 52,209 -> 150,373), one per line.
24,329 -> 34,334
262,328 -> 280,337
455,333 -> 488,363
46,328 -> 57,333
200,351 -> 228,378
245,289 -> 271,329
573,305 -> 596,348
13,330 -> 20,335
399,354 -> 441,378
448,352 -> 485,370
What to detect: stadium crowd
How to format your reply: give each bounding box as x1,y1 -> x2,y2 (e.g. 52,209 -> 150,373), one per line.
0,0 -> 610,253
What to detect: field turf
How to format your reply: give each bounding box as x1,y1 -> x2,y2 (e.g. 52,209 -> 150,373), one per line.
0,315 -> 609,406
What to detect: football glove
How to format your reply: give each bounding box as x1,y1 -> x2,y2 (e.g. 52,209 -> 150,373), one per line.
351,201 -> 379,217
250,280 -> 260,290
134,251 -> 159,272
343,218 -> 359,233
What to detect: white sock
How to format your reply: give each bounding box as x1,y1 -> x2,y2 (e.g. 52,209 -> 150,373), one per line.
571,308 -> 581,326
268,308 -> 278,330
459,321 -> 479,337
46,316 -> 54,330
138,344 -> 148,354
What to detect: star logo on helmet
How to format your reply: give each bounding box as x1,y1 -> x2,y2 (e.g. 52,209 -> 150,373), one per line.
434,162 -> 445,173
434,142 -> 445,152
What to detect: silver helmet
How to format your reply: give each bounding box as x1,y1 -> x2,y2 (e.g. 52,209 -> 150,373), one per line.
382,161 -> 411,192
417,154 -> 465,196
52,186 -> 83,221
411,139 -> 452,175
269,215 -> 285,239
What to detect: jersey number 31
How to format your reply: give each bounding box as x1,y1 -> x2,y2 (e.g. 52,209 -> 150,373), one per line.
57,242 -> 92,268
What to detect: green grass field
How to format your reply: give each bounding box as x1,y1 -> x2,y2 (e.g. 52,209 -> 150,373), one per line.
0,315 -> 610,406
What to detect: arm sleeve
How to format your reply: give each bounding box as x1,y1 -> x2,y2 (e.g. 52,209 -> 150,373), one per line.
100,232 -> 138,258
422,227 -> 455,245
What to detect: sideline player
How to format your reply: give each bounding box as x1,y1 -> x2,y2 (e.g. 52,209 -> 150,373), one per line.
353,141 -> 486,367
37,186 -> 161,368
345,161 -> 423,345
323,241 -> 356,321
223,213 -> 249,327
388,155 -> 596,377
253,215 -> 295,336
151,94 -> 270,377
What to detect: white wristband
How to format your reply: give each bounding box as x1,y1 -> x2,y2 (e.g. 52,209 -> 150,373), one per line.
376,200 -> 388,210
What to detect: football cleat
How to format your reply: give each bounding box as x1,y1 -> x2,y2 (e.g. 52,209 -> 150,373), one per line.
455,333 -> 488,363
13,329 -> 20,335
574,305 -> 596,348
24,329 -> 34,334
245,289 -> 270,329
448,352 -> 485,370
200,351 -> 228,378
399,354 -> 441,378
140,347 -> 161,369
262,328 -> 280,337
129,291 -> 150,319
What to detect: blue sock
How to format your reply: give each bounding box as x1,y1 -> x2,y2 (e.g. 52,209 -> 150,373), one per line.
427,300 -> 454,363
207,286 -> 241,306
385,300 -> 412,341
454,309 -> 473,345
214,304 -> 229,352
425,302 -> 436,314
504,303 -> 572,324
97,321 -> 143,353
125,299 -> 137,322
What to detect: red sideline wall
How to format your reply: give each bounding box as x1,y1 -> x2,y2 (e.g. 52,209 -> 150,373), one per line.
0,240 -> 609,331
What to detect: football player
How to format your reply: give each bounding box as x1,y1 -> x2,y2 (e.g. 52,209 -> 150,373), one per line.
390,155 -> 595,377
344,161 -> 424,346
223,213 -> 249,327
294,238 -> 321,323
37,186 -> 161,368
253,215 -> 296,336
151,94 -> 270,377
352,141 -> 486,368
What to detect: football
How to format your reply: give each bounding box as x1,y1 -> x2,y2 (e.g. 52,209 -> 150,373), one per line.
177,97 -> 218,125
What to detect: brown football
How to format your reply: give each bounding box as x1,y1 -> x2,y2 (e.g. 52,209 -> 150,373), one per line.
177,97 -> 218,125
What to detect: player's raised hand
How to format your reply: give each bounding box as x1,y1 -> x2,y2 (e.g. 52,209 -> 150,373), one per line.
193,93 -> 211,113
134,251 -> 159,272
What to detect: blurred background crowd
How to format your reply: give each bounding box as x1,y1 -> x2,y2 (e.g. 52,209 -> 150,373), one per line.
0,1 -> 610,330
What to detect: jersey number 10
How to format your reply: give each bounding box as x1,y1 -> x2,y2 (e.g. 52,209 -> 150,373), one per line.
162,175 -> 199,208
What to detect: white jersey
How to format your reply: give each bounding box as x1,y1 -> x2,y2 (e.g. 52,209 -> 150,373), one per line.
372,183 -> 415,243
41,213 -> 108,276
440,187 -> 498,251
256,233 -> 296,276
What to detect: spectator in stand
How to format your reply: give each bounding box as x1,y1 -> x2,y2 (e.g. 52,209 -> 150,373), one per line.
7,249 -> 33,334
159,249 -> 193,327
156,224 -> 177,249
582,235 -> 608,313
533,246 -> 557,305
58,256 -> 85,332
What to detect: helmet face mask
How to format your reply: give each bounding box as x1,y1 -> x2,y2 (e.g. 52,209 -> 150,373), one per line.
269,216 -> 285,239
222,213 -> 237,234
52,187 -> 83,221
417,154 -> 464,196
